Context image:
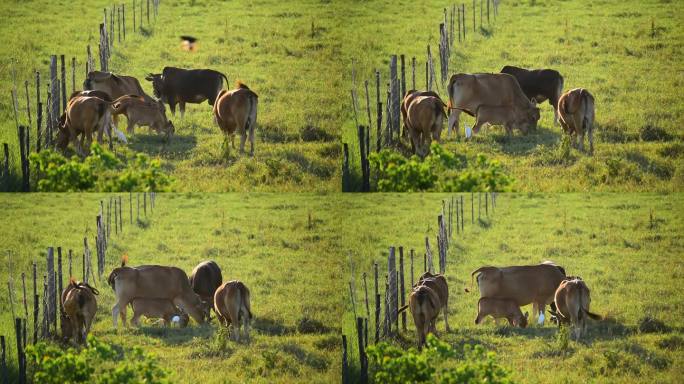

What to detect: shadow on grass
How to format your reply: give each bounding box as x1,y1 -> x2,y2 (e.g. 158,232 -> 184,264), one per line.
128,133 -> 198,160
135,323 -> 213,345
493,126 -> 561,156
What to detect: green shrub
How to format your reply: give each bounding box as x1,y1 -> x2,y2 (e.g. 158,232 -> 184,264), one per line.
25,337 -> 170,384
533,135 -> 578,166
369,144 -> 514,192
366,334 -> 513,384
30,143 -> 173,192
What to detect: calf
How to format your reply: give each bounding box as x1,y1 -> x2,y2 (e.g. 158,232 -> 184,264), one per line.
213,82 -> 258,156
406,95 -> 446,158
60,279 -> 99,344
473,104 -> 532,136
416,271 -> 451,332
110,95 -> 174,137
475,297 -> 528,328
130,298 -> 189,327
554,278 -> 601,340
558,88 -> 595,154
214,280 -> 253,342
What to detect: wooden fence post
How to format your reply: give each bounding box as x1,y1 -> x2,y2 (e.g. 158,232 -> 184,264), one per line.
462,4 -> 466,40
387,247 -> 397,336
356,317 -> 367,384
487,0 -> 490,24
389,55 -> 399,141
119,196 -> 123,233
375,70 -> 381,152
46,247 -> 55,332
144,191 -> 147,216
129,192 -> 133,224
341,335 -> 348,384
14,319 -> 24,384
362,273 -> 370,321
21,273 -> 28,321
133,0 -> 136,32
32,262 -> 37,343
57,247 -> 63,313
136,193 -> 140,221
147,0 -> 150,25
473,0 -> 476,33
68,249 -> 73,279
410,249 -> 415,288
1,335 -> 7,384
400,54 -> 406,101
373,262 -> 379,344
18,127 -> 29,192
342,143 -> 349,191
399,247 -> 406,332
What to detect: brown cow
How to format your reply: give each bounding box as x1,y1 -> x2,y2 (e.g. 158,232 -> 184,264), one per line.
214,280 -> 253,342
60,279 -> 99,344
406,95 -> 446,157
189,260 -> 223,319
475,297 -> 528,328
402,284 -> 441,348
473,104 -> 531,136
56,95 -> 112,156
471,263 -> 566,325
401,90 -> 443,142
84,71 -> 154,102
446,73 -> 540,136
107,261 -> 205,327
130,298 -> 190,327
554,278 -> 601,339
110,95 -> 174,137
558,88 -> 595,154
416,271 -> 451,332
213,82 -> 258,156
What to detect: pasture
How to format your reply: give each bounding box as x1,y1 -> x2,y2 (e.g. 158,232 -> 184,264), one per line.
0,0 -> 344,191
343,193 -> 684,382
0,193 -> 342,383
342,0 -> 684,192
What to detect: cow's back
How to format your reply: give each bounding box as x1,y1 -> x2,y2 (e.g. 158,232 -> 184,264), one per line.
499,265 -> 565,305
189,261 -> 222,298
448,73 -> 528,112
134,265 -> 192,299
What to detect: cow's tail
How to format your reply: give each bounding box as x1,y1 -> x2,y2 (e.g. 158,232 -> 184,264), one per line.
434,98 -> 447,120
107,269 -> 118,290
242,285 -> 253,319
446,75 -> 456,109
220,72 -> 230,89
580,89 -> 594,135
579,282 -> 601,321
468,266 -> 499,293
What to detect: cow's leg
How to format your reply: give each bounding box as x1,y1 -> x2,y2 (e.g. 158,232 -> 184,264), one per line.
443,304 -> 451,332
447,109 -> 461,137
179,102 -> 186,119
131,311 -> 142,327
127,119 -> 136,135
472,116 -> 485,136
239,132 -> 247,154
249,123 -> 255,157
408,124 -> 421,155
531,302 -> 539,324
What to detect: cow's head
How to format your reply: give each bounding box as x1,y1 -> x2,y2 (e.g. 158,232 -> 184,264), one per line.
56,113 -> 70,151
145,73 -> 164,100
60,310 -> 73,341
526,99 -> 541,132
515,311 -> 529,328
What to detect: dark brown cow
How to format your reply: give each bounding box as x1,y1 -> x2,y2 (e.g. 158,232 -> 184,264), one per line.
213,82 -> 258,156
446,73 -> 540,136
146,67 -> 229,117
406,95 -> 446,157
558,88 -> 595,154
189,260 -> 223,318
500,66 -> 564,124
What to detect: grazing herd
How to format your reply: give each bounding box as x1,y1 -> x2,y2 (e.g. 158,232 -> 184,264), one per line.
403,261 -> 602,348
58,256 -> 251,345
56,67 -> 258,157
403,65 -> 596,157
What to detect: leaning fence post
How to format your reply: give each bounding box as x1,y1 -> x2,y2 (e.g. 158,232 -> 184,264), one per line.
399,247 -> 406,332
375,70 -> 381,152
32,262 -> 37,343
362,273 -> 370,321
356,317 -> 368,384
373,262 -> 379,343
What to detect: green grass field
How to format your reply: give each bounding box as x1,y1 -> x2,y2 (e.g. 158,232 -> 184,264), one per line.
0,0 -> 345,191
342,193 -> 684,382
0,193 -> 343,383
342,0 -> 684,192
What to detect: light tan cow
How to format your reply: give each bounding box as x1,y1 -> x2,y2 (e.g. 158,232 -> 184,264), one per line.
130,298 -> 189,327
401,284 -> 441,348
416,271 -> 451,332
214,280 -> 253,342
446,73 -> 540,136
213,82 -> 258,156
60,279 -> 99,344
56,95 -> 112,156
406,95 -> 446,157
558,88 -> 595,154
471,263 -> 566,325
401,90 -> 443,142
475,297 -> 528,328
84,71 -> 154,102
110,95 -> 174,137
107,261 -> 205,327
554,278 -> 601,339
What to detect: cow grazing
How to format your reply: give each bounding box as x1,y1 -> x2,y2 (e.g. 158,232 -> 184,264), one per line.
471,263 -> 566,325
60,279 -> 99,344
500,66 -> 564,124
56,95 -> 112,156
403,284 -> 441,348
558,88 -> 595,154
130,298 -> 190,327
475,297 -> 528,328
554,278 -> 601,339
189,260 -> 223,319
406,95 -> 446,157
446,73 -> 540,136
107,261 -> 205,327
213,82 -> 259,156
401,90 -> 442,142
214,280 -> 253,342
110,95 -> 174,138
146,67 -> 229,117
416,271 -> 451,332
473,104 -> 532,136
84,71 -> 154,102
